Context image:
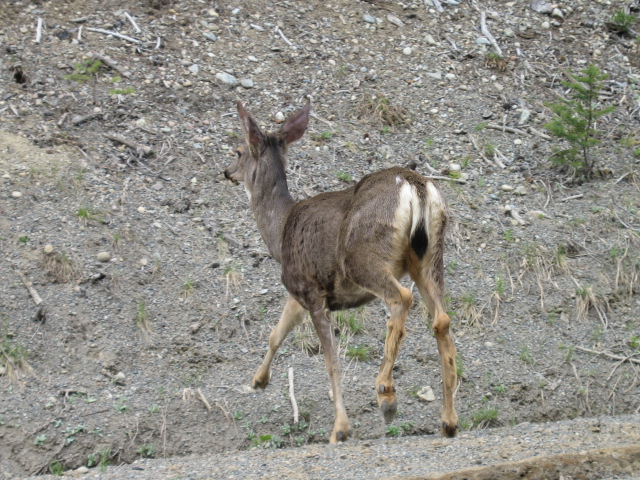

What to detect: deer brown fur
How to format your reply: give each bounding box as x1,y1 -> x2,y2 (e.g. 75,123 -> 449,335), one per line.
224,100 -> 458,443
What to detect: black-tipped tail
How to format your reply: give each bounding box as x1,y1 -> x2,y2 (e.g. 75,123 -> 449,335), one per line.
410,220 -> 428,260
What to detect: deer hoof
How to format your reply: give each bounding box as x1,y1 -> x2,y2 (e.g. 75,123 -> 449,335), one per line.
380,399 -> 398,424
441,421 -> 458,438
331,429 -> 352,443
251,377 -> 269,389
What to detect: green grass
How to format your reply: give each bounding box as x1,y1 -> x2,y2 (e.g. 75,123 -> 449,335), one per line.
136,444 -> 155,458
470,406 -> 498,428
334,309 -> 365,334
346,345 -> 371,361
335,171 -> 352,182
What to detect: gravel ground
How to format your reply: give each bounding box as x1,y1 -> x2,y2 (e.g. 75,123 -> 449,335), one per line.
1,0 -> 640,477
25,414 -> 640,480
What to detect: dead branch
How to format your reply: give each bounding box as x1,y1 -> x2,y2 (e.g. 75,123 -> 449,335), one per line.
479,10 -> 502,55
425,0 -> 444,13
196,388 -> 212,411
103,132 -> 153,157
92,53 -> 131,78
16,270 -> 43,305
288,367 -> 299,424
527,126 -> 552,141
424,175 -> 467,184
86,27 -> 142,44
35,18 -> 43,44
575,346 -> 640,365
72,112 -> 103,125
275,26 -> 293,47
124,12 -> 141,33
560,194 -> 584,202
485,124 -> 527,135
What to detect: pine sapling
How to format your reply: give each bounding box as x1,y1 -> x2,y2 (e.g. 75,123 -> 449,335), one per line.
544,64 -> 615,179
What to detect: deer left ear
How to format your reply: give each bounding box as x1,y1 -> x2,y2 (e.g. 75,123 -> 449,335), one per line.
238,101 -> 263,147
280,99 -> 311,145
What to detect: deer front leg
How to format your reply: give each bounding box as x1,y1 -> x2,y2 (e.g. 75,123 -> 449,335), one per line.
252,296 -> 305,389
375,284 -> 413,423
309,305 -> 351,443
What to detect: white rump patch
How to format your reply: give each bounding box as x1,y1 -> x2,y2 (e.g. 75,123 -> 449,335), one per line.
427,182 -> 443,205
396,183 -> 422,238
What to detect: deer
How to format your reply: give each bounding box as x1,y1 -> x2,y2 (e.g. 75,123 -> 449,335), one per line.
224,100 -> 458,443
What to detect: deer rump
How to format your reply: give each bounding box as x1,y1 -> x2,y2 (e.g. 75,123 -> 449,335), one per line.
281,166 -> 447,313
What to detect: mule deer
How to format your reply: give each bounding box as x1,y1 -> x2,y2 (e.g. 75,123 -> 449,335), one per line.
224,100 -> 458,443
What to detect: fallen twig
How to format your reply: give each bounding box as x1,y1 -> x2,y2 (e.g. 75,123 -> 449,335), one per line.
35,18 -> 43,44
16,271 -> 43,305
86,27 -> 142,44
560,193 -> 583,202
124,12 -> 141,33
275,26 -> 293,47
72,112 -> 103,125
479,10 -> 502,56
527,126 -> 552,141
425,0 -> 444,13
575,346 -> 640,365
196,388 -> 212,411
424,175 -> 467,184
288,367 -> 299,424
103,132 -> 153,157
92,53 -> 130,78
485,123 -> 527,135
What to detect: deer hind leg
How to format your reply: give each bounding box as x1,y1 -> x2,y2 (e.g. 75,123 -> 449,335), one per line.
373,277 -> 413,423
409,262 -> 458,438
309,303 -> 351,443
252,296 -> 305,389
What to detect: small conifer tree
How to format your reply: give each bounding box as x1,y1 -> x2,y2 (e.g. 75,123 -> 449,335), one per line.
544,64 -> 615,179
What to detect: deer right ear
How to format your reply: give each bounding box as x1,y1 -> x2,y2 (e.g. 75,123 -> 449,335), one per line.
237,101 -> 263,147
280,99 -> 311,144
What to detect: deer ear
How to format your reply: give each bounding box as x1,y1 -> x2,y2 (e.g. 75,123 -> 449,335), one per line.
237,101 -> 263,147
280,99 -> 310,144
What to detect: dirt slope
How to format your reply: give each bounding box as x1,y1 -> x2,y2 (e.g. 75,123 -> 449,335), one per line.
1,0 -> 639,478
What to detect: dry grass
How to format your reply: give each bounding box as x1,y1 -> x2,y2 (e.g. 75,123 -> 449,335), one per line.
459,293 -> 483,328
1,334 -> 34,383
41,250 -> 77,283
572,279 -> 608,329
293,315 -> 320,355
134,300 -> 152,342
358,93 -> 410,128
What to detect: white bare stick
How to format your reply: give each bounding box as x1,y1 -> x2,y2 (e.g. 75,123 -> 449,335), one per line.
424,175 -> 467,184
86,27 -> 142,44
196,388 -> 212,411
288,367 -> 299,424
35,18 -> 43,44
479,11 -> 502,56
527,126 -> 552,141
425,0 -> 444,13
124,12 -> 141,33
575,346 -> 640,366
77,25 -> 83,42
17,271 -> 43,305
560,193 -> 584,202
485,124 -> 527,135
493,148 -> 508,169
275,26 -> 293,47
505,205 -> 526,225
155,36 -> 162,49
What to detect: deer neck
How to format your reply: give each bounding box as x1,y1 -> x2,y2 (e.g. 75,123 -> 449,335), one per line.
247,155 -> 294,263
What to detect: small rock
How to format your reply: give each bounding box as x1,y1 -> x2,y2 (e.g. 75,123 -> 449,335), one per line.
11,191 -> 22,198
449,163 -> 461,172
152,182 -> 163,191
501,185 -> 514,192
188,64 -> 199,74
114,371 -> 125,381
240,78 -> 254,88
216,72 -> 238,86
43,244 -> 54,254
426,71 -> 442,80
140,258 -> 148,266
182,80 -> 193,87
137,206 -> 146,213
97,252 -> 111,262
504,28 -> 515,37
417,386 -> 435,402
275,112 -> 286,123
248,55 -> 259,62
424,34 -> 437,45
75,466 -> 89,474
514,185 -> 528,196
363,13 -> 376,24
551,8 -> 563,18
203,32 -> 217,42
476,37 -> 491,45
402,47 -> 413,56
514,138 -> 523,145
541,21 -> 550,30
242,385 -> 257,394
445,73 -> 456,80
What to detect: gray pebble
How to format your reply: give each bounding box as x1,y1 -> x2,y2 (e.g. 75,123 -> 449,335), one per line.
216,72 -> 238,85
97,251 -> 111,262
188,64 -> 199,74
363,13 -> 376,24
203,32 -> 217,42
240,78 -> 254,88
